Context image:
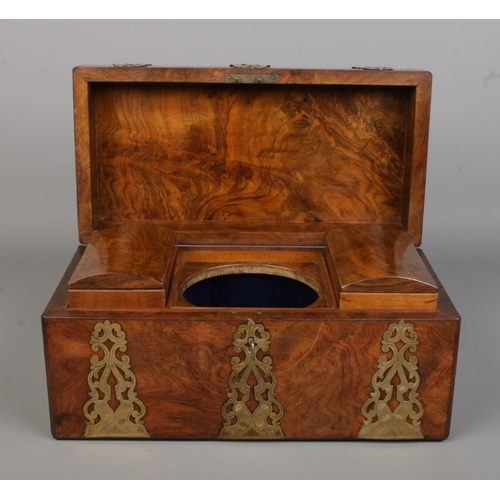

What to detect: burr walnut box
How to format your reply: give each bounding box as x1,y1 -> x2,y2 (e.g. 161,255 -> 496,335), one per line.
42,66 -> 460,440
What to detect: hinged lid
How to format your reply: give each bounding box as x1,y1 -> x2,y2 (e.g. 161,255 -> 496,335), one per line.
73,66 -> 432,245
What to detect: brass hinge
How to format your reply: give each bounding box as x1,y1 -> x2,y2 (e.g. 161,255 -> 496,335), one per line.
226,64 -> 278,84
352,66 -> 393,71
225,74 -> 279,84
113,63 -> 152,68
230,64 -> 270,69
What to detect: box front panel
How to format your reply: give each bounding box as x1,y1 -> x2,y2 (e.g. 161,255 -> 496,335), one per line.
44,316 -> 459,440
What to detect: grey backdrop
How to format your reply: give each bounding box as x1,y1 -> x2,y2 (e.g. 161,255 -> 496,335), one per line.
1,20 -> 499,479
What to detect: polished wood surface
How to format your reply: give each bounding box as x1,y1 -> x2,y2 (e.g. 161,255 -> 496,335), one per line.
326,224 -> 438,310
41,67 -> 460,441
75,66 -> 432,85
326,225 -> 437,293
73,67 -> 431,245
168,246 -> 335,308
338,292 -> 438,311
67,222 -> 175,308
43,249 -> 459,439
401,76 -> 432,246
66,221 -> 440,311
94,84 -> 407,223
68,289 -> 166,309
68,222 -> 175,289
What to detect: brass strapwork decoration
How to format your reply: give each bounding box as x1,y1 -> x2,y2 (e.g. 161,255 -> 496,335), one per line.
358,321 -> 424,440
83,320 -> 150,438
219,319 -> 285,439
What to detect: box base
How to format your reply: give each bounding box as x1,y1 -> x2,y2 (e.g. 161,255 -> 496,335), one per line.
42,247 -> 460,440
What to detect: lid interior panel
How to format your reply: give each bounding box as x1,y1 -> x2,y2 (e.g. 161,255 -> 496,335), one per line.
90,82 -> 411,225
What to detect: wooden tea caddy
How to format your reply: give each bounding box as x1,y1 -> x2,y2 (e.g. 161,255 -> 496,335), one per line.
42,65 -> 460,440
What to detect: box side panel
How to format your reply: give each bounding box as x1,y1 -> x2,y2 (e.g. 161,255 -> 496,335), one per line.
74,71 -> 97,244
401,74 -> 432,246
44,321 -> 90,439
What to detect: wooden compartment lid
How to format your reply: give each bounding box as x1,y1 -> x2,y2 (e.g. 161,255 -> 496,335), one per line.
67,222 -> 176,309
68,222 -> 175,290
73,66 -> 432,245
325,224 -> 438,310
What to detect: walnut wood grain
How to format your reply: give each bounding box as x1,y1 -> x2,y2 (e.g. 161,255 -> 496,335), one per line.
43,316 -> 459,440
41,67 -> 460,440
94,84 -> 407,223
326,224 -> 438,310
334,318 -> 460,439
68,222 -> 176,289
43,248 -> 460,439
326,224 -> 437,292
338,292 -> 438,311
45,247 -> 457,322
168,246 -> 335,308
73,71 -> 94,243
401,73 -> 432,246
68,289 -> 166,309
73,67 -> 431,246
74,66 -> 431,86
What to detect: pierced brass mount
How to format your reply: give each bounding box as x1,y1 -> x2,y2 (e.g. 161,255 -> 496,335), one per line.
83,321 -> 150,438
358,321 -> 424,440
219,319 -> 285,439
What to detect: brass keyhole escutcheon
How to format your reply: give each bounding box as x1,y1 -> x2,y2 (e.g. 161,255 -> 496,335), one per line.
218,319 -> 285,439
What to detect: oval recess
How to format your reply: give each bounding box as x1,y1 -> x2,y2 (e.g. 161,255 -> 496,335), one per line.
182,264 -> 320,308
